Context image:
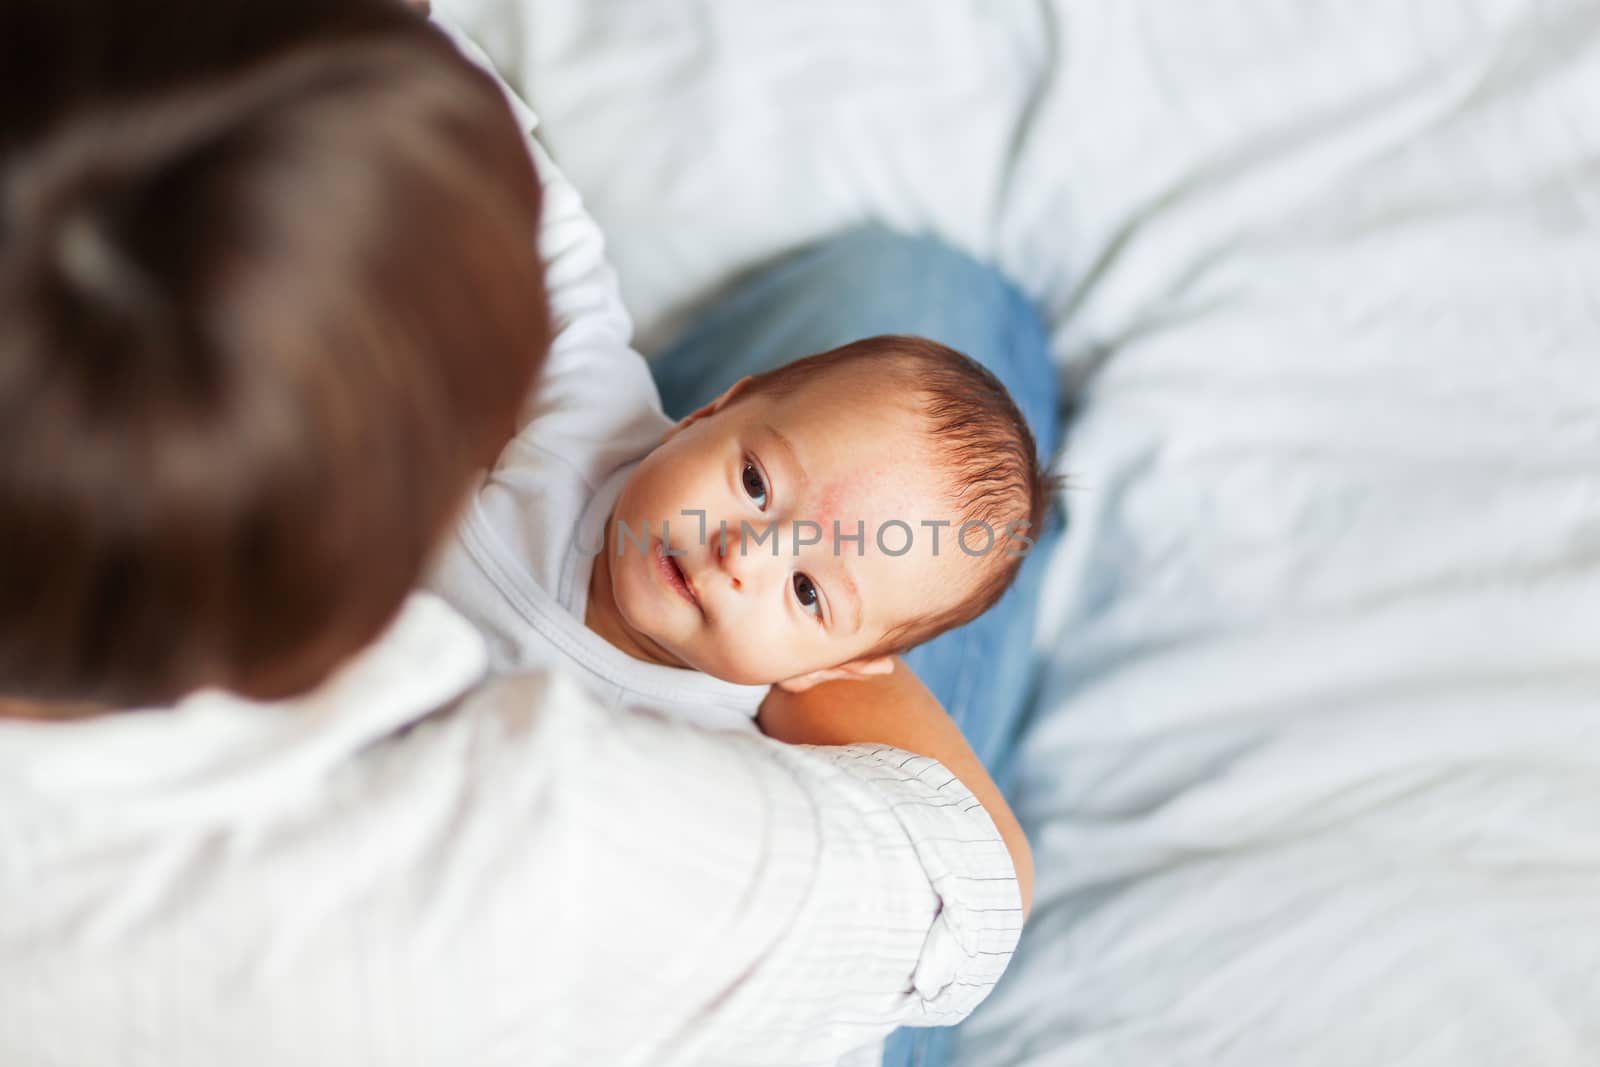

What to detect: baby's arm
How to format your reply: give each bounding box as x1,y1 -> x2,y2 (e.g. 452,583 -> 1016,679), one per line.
759,659 -> 1034,917
518,135 -> 638,426
433,16 -> 643,436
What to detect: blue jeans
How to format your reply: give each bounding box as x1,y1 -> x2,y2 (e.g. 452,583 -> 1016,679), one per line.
650,224 -> 1060,1067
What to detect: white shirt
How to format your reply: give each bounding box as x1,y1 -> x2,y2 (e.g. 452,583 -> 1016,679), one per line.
0,20 -> 1023,1067
425,23 -> 768,732
0,594 -> 1022,1066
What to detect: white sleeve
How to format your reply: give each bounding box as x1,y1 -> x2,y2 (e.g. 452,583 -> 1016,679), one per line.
509,136 -> 669,472
0,657 -> 1018,1067
374,672 -> 1025,1065
433,12 -> 666,474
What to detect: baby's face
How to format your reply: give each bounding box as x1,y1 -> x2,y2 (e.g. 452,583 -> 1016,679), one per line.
603,366 -> 977,687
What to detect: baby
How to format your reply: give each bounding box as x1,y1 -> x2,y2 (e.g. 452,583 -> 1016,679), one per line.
425,142 -> 1050,731
431,324 -> 1051,733
588,337 -> 1051,694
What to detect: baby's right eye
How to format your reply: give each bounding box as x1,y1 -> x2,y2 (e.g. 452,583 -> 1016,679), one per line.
741,460 -> 769,511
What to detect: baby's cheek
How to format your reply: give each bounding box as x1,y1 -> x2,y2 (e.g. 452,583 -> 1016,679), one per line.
704,621 -> 799,686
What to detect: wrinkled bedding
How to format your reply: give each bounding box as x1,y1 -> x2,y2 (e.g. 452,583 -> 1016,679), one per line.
439,1 -> 1600,1062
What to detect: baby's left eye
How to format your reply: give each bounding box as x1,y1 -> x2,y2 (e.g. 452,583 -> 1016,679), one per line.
742,461 -> 769,511
793,573 -> 823,620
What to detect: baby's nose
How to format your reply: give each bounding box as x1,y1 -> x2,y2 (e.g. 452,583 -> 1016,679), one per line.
716,525 -> 768,591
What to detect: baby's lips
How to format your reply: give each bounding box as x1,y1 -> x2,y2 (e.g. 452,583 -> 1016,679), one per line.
658,540 -> 704,611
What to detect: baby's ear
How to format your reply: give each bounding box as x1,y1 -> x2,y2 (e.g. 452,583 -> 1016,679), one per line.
774,655 -> 896,694
663,376 -> 754,440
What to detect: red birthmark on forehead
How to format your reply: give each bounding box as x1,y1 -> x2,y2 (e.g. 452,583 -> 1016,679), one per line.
811,462 -> 927,539
813,480 -> 848,529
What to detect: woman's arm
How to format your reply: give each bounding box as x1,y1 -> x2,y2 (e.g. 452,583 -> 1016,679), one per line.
759,658 -> 1034,917
365,670 -> 1029,1062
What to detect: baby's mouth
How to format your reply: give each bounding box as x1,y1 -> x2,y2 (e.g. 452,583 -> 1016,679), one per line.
655,541 -> 701,611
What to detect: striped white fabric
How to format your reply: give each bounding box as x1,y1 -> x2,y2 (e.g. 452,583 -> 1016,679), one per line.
0,594 -> 1022,1066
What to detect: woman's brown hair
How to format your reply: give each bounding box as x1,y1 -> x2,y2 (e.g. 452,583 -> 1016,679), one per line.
0,0 -> 550,708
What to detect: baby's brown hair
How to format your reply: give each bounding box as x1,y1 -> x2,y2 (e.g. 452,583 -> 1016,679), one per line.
742,335 -> 1059,656
0,0 -> 550,708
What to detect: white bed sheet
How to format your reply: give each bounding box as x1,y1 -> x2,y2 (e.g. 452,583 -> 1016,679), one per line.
439,1 -> 1600,1063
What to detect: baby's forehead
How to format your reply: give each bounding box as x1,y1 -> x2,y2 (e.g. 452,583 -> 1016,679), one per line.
772,360 -> 933,436
780,355 -> 910,399
757,370 -> 960,497
748,376 -> 1001,622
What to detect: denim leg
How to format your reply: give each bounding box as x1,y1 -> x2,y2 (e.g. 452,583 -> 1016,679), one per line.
649,224 -> 1061,1067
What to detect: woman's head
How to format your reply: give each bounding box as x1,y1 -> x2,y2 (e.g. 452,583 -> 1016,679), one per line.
0,0 -> 549,709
